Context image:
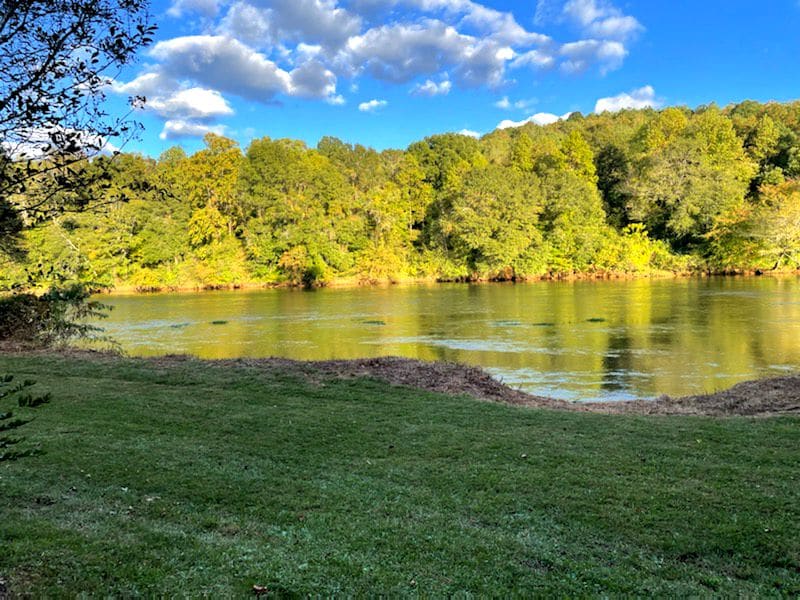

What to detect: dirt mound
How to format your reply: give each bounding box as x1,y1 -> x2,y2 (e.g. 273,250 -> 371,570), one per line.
237,356 -> 567,409
613,376 -> 800,417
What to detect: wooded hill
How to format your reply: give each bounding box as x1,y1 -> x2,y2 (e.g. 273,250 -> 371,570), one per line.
4,100 -> 800,290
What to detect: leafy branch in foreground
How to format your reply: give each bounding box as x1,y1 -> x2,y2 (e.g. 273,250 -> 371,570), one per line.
0,0 -> 155,261
0,283 -> 113,347
0,374 -> 50,462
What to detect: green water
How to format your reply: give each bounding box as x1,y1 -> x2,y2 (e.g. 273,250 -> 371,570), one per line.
97,277 -> 800,402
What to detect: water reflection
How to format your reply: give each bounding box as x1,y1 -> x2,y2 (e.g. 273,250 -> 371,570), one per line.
96,276 -> 800,402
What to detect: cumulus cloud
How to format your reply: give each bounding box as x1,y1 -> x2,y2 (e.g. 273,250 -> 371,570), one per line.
559,1 -> 641,75
411,77 -> 452,96
120,0 -> 644,140
358,99 -> 388,112
496,111 -> 572,129
560,39 -> 627,74
587,15 -> 642,40
150,36 -> 294,100
510,49 -> 555,70
563,0 -> 643,41
114,76 -> 236,141
594,85 -> 659,113
136,35 -> 343,102
147,88 -> 235,120
117,35 -> 339,140
167,0 -> 221,18
160,120 -> 227,140
457,128 -> 481,138
349,0 -> 550,46
341,21 -> 512,87
147,0 -> 641,100
458,3 -> 551,46
112,72 -> 179,98
219,0 -> 362,51
494,96 -> 537,111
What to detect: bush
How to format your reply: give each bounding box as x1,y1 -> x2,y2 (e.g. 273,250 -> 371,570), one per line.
0,284 -> 110,346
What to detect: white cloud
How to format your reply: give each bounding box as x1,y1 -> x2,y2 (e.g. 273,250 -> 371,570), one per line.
3,127 -> 117,159
558,1 -> 642,75
563,0 -> 643,41
496,111 -> 572,129
147,88 -> 234,120
560,39 -> 627,74
350,0 -> 550,47
289,60 -> 339,98
358,98 -> 388,112
112,72 -> 179,98
341,21 -> 512,87
219,0 -> 362,51
114,74 -> 236,141
457,128 -> 480,138
564,0 -> 605,27
145,35 -> 342,101
150,36 -> 293,99
458,3 -> 551,46
594,85 -> 659,113
130,1 -> 642,107
117,0 -> 645,140
167,0 -> 221,18
510,49 -> 555,70
216,2 -> 272,45
588,15 -> 642,40
411,77 -> 452,96
159,120 -> 227,140
494,96 -> 538,111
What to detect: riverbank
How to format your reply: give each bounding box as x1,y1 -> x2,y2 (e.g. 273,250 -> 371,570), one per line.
94,267 -> 800,295
1,351 -> 798,596
143,354 -> 800,417
4,349 -> 799,416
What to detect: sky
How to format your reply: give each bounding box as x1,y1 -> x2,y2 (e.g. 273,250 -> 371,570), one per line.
108,0 -> 800,156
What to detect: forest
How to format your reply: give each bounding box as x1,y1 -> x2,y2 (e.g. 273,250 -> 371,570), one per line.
3,100 -> 800,291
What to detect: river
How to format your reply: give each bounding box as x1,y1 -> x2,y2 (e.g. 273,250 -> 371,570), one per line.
95,276 -> 800,402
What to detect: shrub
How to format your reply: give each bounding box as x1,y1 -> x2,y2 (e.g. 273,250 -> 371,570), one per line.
0,284 -> 110,346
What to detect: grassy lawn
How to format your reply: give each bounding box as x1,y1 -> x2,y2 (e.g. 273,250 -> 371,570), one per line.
1,354 -> 798,597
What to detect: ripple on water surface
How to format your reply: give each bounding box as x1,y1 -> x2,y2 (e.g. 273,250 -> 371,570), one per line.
96,277 -> 800,400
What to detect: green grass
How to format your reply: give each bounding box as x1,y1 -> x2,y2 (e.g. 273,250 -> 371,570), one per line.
1,355 -> 798,597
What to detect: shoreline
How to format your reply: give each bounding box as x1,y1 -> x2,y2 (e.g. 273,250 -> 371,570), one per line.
95,268 -> 800,296
3,348 -> 798,417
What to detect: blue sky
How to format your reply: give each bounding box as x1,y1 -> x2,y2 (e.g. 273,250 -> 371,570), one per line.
110,0 -> 800,156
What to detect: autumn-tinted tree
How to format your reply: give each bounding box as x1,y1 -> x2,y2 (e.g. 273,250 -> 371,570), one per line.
6,100 -> 800,290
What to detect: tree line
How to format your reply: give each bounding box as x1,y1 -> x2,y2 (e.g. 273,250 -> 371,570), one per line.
3,100 -> 800,291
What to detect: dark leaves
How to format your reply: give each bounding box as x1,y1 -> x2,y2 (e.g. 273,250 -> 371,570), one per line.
0,0 -> 155,259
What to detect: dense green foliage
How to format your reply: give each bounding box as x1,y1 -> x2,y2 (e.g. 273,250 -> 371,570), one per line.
4,100 -> 800,290
0,354 -> 798,595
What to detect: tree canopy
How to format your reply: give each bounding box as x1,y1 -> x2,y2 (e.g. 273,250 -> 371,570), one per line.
4,100 -> 800,291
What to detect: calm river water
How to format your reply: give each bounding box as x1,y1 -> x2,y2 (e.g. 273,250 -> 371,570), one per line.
96,276 -> 800,402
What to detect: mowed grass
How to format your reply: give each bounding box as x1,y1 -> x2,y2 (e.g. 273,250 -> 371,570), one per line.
0,355 -> 798,597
